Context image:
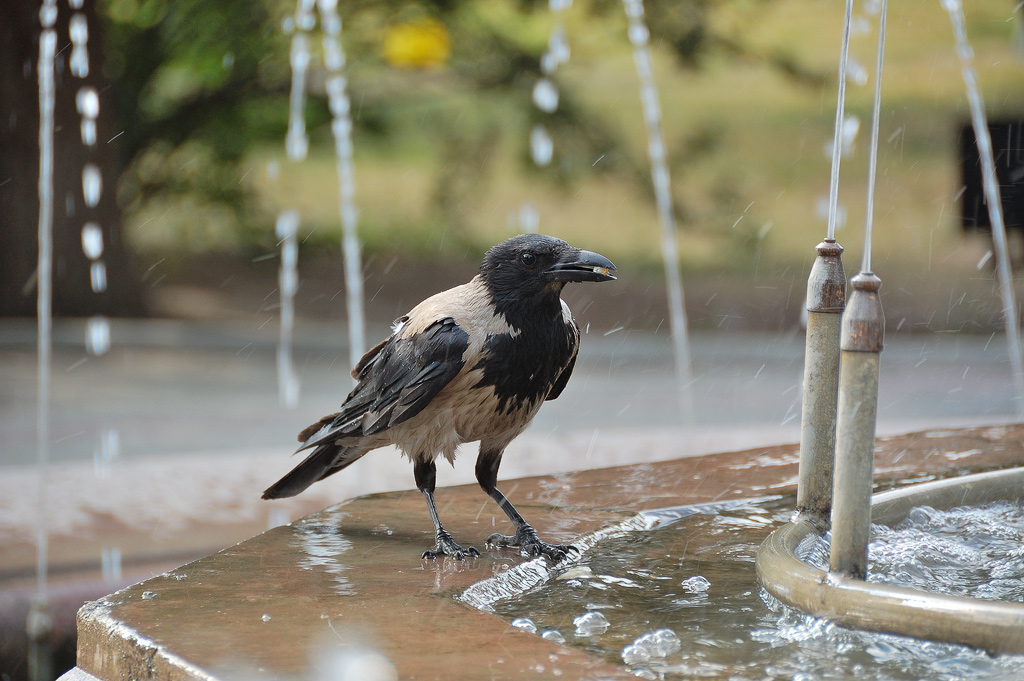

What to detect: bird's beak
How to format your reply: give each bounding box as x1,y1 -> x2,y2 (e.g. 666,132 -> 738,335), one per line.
546,249 -> 617,283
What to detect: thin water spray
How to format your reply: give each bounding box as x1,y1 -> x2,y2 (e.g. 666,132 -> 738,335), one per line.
825,0 -> 855,242
31,4 -> 57,677
860,0 -> 887,274
943,0 -> 1024,415
621,0 -> 694,421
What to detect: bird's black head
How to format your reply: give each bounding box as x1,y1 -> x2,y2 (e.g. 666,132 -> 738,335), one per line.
478,234 -> 616,308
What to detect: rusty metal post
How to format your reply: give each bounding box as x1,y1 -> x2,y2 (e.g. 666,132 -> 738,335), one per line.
797,240 -> 846,522
829,272 -> 884,580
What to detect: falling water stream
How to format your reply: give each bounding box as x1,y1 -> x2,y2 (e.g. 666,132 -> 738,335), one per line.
279,0 -> 365,400
30,4 -> 60,679
519,0 -> 572,233
942,0 -> 1024,415
621,0 -> 694,422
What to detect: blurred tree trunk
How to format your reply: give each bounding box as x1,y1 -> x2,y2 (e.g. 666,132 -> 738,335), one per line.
0,0 -> 145,318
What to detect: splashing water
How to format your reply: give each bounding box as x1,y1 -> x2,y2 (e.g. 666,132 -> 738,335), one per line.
942,0 -> 1024,415
495,497 -> 1024,679
621,0 -> 693,421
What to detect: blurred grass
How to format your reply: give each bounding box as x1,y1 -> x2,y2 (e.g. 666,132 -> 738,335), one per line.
126,0 -> 1024,278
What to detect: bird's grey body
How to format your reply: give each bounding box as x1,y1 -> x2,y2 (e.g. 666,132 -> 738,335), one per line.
263,234 -> 615,560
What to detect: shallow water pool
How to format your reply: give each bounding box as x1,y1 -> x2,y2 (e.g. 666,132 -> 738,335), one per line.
493,496 -> 1024,680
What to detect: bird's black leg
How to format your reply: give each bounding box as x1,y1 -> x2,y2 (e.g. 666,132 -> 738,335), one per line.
476,448 -> 577,561
414,458 -> 479,560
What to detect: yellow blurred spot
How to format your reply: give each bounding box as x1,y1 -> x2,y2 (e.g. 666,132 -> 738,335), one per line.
383,18 -> 451,70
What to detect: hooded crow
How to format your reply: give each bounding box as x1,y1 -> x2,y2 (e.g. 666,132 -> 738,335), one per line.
262,234 -> 616,561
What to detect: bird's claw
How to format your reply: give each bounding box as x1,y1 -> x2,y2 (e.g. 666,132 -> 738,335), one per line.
422,530 -> 479,560
486,527 -> 578,562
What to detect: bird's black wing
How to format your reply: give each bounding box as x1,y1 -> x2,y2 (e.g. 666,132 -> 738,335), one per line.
545,347 -> 577,401
297,317 -> 470,450
545,316 -> 580,401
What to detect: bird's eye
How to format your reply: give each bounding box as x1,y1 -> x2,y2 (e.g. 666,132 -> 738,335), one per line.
520,252 -> 537,267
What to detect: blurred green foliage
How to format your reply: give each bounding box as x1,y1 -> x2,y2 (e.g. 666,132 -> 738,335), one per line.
97,0 -> 823,259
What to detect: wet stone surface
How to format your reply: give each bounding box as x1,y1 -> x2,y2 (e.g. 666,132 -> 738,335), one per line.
73,425 -> 1024,680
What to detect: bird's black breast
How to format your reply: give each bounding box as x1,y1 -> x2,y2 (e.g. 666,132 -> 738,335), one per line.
472,314 -> 577,415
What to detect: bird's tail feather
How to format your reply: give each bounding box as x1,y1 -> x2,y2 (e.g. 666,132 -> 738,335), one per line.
262,444 -> 368,499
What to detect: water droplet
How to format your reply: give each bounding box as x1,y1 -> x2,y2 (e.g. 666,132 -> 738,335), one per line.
572,610 -> 609,636
296,8 -> 316,31
851,15 -> 872,36
530,125 -> 553,166
512,618 -> 537,633
261,613 -> 272,622
86,315 -> 110,355
327,77 -> 350,116
541,52 -> 558,75
290,34 -> 310,71
940,0 -> 961,12
628,22 -> 650,46
332,117 -> 353,143
80,120 -> 96,147
680,575 -> 711,593
286,129 -> 308,162
140,591 -> 157,600
845,58 -> 868,86
82,163 -> 102,207
70,46 -> 89,79
324,40 -> 345,69
101,546 -> 121,582
276,210 -> 300,240
77,87 -> 99,119
519,203 -> 539,233
69,13 -> 88,45
81,222 -> 103,259
39,4 -> 57,28
651,628 -> 681,655
89,261 -> 107,294
541,629 -> 565,644
532,78 -> 559,113
549,0 -> 572,11
69,0 -> 84,8
622,643 -> 650,665
549,27 -> 570,63
623,0 -> 644,20
841,114 -> 860,156
557,565 -> 595,581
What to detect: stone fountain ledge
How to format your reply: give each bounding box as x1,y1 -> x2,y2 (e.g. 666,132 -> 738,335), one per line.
60,424 -> 1024,681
